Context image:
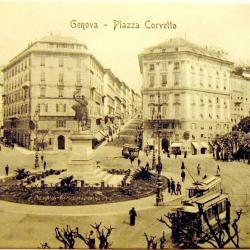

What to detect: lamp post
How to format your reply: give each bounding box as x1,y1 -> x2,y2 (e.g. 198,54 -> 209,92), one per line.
149,92 -> 166,206
34,106 -> 40,169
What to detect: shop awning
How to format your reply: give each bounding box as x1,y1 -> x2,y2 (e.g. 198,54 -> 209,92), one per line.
171,142 -> 183,148
93,132 -> 104,141
200,142 -> 209,148
191,142 -> 200,149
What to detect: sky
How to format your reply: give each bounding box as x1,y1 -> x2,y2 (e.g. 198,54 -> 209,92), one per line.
1,1 -> 250,93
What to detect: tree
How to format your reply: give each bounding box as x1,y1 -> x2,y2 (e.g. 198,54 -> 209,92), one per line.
56,176 -> 78,193
41,223 -> 114,249
157,208 -> 243,248
55,225 -> 77,249
144,232 -> 167,249
89,222 -> 115,249
238,116 -> 250,133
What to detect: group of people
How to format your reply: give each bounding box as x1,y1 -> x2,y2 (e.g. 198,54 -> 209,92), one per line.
166,177 -> 182,195
212,131 -> 250,164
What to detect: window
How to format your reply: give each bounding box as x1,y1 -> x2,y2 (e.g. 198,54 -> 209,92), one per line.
40,57 -> 45,66
59,72 -> 64,83
191,123 -> 196,129
175,105 -> 180,117
56,120 -> 66,128
45,104 -> 48,112
174,94 -> 180,103
149,64 -> 155,71
40,72 -> 45,82
174,62 -> 180,70
174,73 -> 180,86
149,94 -> 155,103
200,98 -> 204,105
40,87 -> 46,97
56,103 -> 59,112
162,106 -> 167,117
162,94 -> 168,102
58,57 -> 64,67
161,74 -> 167,86
149,76 -> 155,87
63,104 -> 66,112
58,88 -> 64,97
161,62 -> 167,71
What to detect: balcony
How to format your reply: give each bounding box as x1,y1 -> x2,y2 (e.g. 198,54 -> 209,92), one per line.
22,81 -> 30,89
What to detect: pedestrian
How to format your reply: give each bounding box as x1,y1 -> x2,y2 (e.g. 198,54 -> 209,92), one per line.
184,150 -> 187,158
129,207 -> 137,226
5,164 -> 9,176
145,162 -> 150,171
176,182 -> 182,195
197,163 -> 201,176
175,152 -> 177,159
41,155 -> 44,162
129,151 -> 135,165
88,230 -> 96,249
216,165 -> 220,175
181,161 -> 185,170
138,158 -> 141,167
167,178 -> 171,193
171,180 -> 176,195
181,170 -> 186,182
43,161 -> 47,171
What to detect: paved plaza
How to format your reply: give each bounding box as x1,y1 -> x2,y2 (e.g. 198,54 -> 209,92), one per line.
0,133 -> 250,248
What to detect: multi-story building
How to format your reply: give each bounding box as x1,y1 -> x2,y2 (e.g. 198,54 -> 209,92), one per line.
2,34 -> 104,150
139,38 -> 233,154
230,67 -> 250,126
103,69 -> 116,122
0,66 -> 3,137
2,34 -> 141,150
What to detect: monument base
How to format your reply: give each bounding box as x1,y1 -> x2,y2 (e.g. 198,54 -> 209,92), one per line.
68,130 -> 93,171
67,130 -> 124,186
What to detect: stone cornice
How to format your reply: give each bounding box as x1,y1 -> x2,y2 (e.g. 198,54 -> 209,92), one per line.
142,87 -> 230,96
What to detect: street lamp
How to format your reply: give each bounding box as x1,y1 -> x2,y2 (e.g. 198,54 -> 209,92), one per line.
34,106 -> 40,169
149,92 -> 166,206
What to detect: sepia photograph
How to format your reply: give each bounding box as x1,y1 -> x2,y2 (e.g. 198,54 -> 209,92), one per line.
0,0 -> 250,248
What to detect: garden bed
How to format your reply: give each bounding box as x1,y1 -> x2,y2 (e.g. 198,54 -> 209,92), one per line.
0,175 -> 167,206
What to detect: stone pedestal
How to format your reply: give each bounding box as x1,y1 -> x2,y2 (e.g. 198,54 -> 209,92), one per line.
68,130 -> 93,170
66,130 -> 124,187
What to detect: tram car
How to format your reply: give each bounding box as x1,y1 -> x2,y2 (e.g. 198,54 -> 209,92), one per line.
170,175 -> 231,246
185,175 -> 222,200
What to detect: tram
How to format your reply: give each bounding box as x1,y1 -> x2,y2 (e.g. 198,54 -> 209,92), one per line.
185,175 -> 222,200
170,175 -> 231,247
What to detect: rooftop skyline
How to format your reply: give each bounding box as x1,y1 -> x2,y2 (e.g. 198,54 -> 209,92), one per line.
1,2 -> 250,92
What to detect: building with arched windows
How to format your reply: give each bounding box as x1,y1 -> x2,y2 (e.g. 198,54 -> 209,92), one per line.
2,34 -> 141,150
139,38 -> 235,154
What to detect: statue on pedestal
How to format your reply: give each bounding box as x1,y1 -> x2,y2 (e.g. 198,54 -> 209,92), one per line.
72,90 -> 89,132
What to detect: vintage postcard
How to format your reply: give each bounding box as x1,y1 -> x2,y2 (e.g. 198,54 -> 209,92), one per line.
0,0 -> 250,249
